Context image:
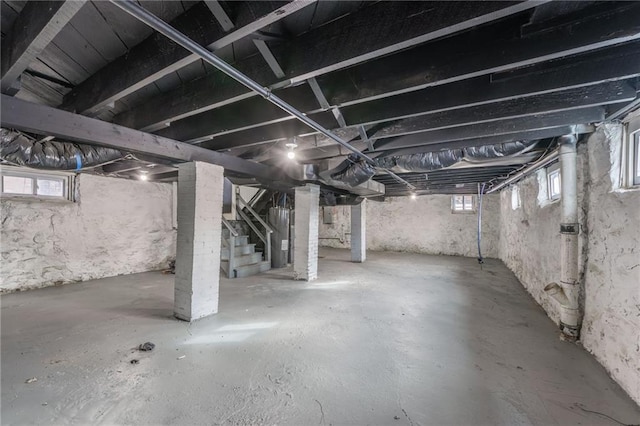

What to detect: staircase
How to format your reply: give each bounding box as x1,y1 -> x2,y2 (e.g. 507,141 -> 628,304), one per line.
220,185 -> 275,281
221,225 -> 271,278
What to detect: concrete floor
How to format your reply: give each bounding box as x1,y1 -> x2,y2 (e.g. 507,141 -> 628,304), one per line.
2,248 -> 639,425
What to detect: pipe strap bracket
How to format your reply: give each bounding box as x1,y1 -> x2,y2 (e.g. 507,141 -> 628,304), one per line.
560,223 -> 579,234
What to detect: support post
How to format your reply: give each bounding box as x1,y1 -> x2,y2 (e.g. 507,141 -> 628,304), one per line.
293,184 -> 320,281
351,200 -> 367,262
174,161 -> 224,321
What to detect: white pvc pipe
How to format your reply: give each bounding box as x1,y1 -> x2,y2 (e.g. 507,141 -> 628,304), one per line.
545,134 -> 581,338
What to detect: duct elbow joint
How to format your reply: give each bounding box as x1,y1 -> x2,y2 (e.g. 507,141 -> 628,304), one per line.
544,282 -> 569,306
545,282 -> 581,338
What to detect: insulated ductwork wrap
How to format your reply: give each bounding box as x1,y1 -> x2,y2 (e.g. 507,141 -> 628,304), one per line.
376,150 -> 460,171
1,128 -> 123,170
464,141 -> 532,159
380,141 -> 533,172
329,155 -> 376,186
328,141 -> 537,186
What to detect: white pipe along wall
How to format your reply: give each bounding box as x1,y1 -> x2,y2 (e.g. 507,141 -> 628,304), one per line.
544,134 -> 581,339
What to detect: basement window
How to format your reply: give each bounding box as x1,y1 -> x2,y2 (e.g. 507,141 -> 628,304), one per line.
547,164 -> 561,201
451,195 -> 475,213
1,167 -> 74,201
511,185 -> 521,210
625,117 -> 640,187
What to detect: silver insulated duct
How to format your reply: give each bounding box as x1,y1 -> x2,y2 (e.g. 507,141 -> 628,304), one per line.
325,140 -> 539,186
1,128 -> 123,170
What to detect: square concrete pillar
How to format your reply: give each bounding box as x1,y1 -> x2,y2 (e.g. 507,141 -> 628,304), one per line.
174,161 -> 224,321
293,184 -> 320,281
351,200 -> 366,262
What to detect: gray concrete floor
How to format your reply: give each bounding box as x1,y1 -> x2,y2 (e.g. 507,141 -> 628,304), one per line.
2,248 -> 639,425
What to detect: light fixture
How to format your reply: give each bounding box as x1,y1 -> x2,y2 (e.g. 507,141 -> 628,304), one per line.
139,171 -> 149,181
285,140 -> 298,160
410,192 -> 417,200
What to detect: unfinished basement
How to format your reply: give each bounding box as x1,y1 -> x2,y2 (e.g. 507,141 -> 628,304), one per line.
1,1 -> 639,424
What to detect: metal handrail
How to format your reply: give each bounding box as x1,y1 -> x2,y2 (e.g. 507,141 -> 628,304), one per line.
237,193 -> 274,234
236,190 -> 272,265
237,209 -> 266,245
222,217 -> 239,237
221,217 -> 237,278
248,188 -> 267,209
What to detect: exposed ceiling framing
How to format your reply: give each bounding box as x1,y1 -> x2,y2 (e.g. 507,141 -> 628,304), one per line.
1,0 -> 639,196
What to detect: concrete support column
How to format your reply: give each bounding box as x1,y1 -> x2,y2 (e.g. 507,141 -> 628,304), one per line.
351,200 -> 366,262
293,184 -> 319,281
174,161 -> 224,321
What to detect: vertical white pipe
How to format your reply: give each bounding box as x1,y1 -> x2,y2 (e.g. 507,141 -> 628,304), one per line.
558,135 -> 581,338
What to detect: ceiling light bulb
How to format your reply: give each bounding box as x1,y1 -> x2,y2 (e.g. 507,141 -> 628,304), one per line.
139,173 -> 149,181
410,193 -> 417,200
287,150 -> 296,159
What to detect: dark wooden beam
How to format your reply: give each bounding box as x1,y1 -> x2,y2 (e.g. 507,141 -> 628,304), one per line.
102,159 -> 144,174
318,2 -> 640,105
0,95 -> 290,184
341,43 -> 640,126
204,0 -> 234,32
373,108 -> 604,151
370,81 -> 634,138
156,83 -> 323,142
150,43 -> 640,143
113,1 -> 541,131
61,1 -> 311,115
1,0 -> 84,94
195,81 -> 633,151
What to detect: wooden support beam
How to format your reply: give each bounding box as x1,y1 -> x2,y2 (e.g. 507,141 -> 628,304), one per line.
196,81 -> 633,151
1,0 -> 84,94
151,42 -> 640,144
113,1 -> 542,131
373,108 -> 604,151
319,2 -> 640,105
370,81 -> 634,138
155,83 -> 322,142
204,1 -> 234,32
341,42 -> 640,126
0,95 -> 290,184
61,1 -> 312,115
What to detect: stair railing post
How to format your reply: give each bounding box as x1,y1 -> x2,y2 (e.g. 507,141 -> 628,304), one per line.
236,193 -> 274,264
228,234 -> 235,279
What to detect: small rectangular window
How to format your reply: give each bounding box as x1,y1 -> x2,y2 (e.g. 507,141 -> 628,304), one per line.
1,167 -> 74,201
547,166 -> 561,200
511,185 -> 521,210
623,116 -> 640,188
451,195 -> 475,213
2,175 -> 34,194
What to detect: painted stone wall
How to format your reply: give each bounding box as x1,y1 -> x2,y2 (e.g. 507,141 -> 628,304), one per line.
499,124 -> 640,405
581,125 -> 640,405
498,175 -> 564,324
1,173 -> 176,292
319,194 -> 501,258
